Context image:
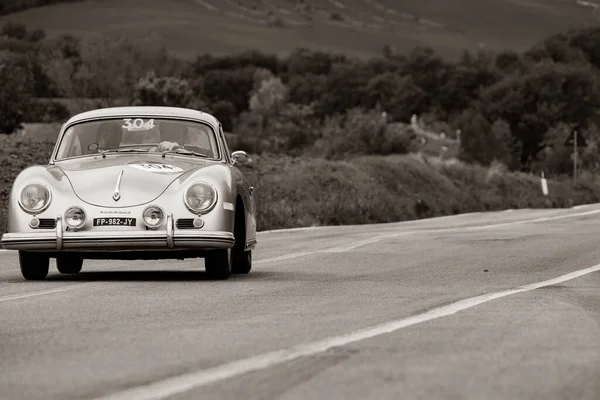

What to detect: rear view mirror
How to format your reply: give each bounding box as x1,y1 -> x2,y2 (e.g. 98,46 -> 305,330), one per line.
231,150 -> 248,165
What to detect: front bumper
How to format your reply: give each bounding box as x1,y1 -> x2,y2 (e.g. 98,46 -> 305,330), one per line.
0,215 -> 234,251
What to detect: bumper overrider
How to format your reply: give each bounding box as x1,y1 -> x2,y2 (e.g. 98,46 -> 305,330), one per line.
0,214 -> 235,251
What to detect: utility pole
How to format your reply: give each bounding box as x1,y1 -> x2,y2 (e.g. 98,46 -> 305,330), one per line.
573,128 -> 578,183
565,125 -> 584,185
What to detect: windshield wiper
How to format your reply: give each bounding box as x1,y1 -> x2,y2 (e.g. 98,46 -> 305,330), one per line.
161,148 -> 207,158
99,148 -> 149,157
116,148 -> 149,153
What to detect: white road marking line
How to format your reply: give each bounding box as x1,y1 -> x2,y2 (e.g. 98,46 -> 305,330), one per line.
323,234 -> 401,253
253,252 -> 318,265
462,208 -> 600,230
255,208 -> 600,260
0,283 -> 94,303
92,263 -> 600,400
193,0 -> 218,11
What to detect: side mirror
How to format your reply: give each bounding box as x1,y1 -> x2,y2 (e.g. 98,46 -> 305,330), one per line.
231,150 -> 248,165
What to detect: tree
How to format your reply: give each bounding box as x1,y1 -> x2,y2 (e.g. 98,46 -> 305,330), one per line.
249,74 -> 288,117
284,48 -> 345,75
438,50 -> 500,118
202,66 -> 257,115
524,34 -> 588,65
267,103 -> 320,154
286,73 -> 327,105
489,119 -> 521,169
364,73 -> 428,122
248,70 -> 289,143
210,100 -> 236,132
455,109 -> 492,165
480,62 -> 600,167
191,50 -> 281,76
400,47 -> 450,106
316,108 -> 403,159
40,34 -> 82,97
0,52 -> 34,133
132,72 -> 205,109
0,22 -> 27,40
315,60 -> 372,117
495,50 -> 524,74
533,123 -> 577,176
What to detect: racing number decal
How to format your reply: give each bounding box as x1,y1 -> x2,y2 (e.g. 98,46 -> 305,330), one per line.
122,118 -> 155,131
128,162 -> 184,174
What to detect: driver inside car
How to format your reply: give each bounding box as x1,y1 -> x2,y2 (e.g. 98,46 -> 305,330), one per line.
150,121 -> 187,152
97,122 -> 123,150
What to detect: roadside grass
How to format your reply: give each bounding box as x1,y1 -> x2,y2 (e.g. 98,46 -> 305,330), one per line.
1,134 -> 598,234
239,153 -> 600,231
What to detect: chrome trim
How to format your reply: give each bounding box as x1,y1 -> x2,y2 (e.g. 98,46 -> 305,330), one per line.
183,182 -> 218,214
231,150 -> 248,166
142,205 -> 165,230
245,238 -> 258,251
29,218 -> 40,229
0,230 -> 235,251
17,182 -> 52,214
112,170 -> 124,201
166,213 -> 174,249
64,206 -> 87,231
56,215 -> 63,250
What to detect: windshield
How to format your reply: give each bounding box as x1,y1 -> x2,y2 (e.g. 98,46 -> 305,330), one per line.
54,117 -> 220,161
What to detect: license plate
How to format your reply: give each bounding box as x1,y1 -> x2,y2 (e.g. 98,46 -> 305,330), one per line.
93,217 -> 136,227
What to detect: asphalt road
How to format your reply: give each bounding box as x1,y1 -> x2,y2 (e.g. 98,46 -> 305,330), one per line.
1,205 -> 600,400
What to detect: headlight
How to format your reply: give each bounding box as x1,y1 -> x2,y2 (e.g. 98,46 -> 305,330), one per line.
143,205 -> 164,229
64,206 -> 86,230
184,182 -> 217,214
19,183 -> 51,214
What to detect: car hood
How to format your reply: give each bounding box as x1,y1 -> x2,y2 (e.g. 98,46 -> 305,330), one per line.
56,155 -> 213,207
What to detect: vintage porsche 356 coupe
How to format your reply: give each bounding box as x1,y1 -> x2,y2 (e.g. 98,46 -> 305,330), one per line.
0,106 -> 257,281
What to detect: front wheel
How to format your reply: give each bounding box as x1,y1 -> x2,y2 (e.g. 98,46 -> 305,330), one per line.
204,249 -> 231,280
56,256 -> 83,274
19,251 -> 50,281
232,250 -> 252,274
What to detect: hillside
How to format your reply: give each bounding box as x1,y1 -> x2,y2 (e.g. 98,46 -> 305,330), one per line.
0,0 -> 596,59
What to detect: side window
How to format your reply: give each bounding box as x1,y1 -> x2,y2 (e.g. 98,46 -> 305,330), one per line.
219,125 -> 232,163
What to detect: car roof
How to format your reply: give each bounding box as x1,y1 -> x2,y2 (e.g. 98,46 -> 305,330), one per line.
64,106 -> 220,128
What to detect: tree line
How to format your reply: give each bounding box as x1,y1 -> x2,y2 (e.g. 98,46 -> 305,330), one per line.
2,21 -> 600,175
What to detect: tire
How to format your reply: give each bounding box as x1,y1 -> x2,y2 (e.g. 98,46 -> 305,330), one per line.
19,251 -> 50,281
204,249 -> 231,280
232,250 -> 252,274
56,256 -> 83,274
231,206 -> 251,274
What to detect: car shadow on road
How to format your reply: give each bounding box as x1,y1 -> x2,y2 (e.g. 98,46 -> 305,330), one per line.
45,270 -> 279,282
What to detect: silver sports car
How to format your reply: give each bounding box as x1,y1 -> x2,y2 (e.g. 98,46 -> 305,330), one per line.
1,106 -> 257,280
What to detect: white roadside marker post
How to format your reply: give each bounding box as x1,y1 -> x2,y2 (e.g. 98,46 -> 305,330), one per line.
541,171 -> 548,196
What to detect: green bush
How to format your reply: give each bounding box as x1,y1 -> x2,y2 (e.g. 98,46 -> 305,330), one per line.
1,134 -> 598,234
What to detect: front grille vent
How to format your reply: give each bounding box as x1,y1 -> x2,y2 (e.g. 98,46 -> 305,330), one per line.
38,219 -> 57,229
176,219 -> 195,229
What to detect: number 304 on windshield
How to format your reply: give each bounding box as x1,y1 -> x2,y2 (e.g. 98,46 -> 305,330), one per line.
122,118 -> 155,131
